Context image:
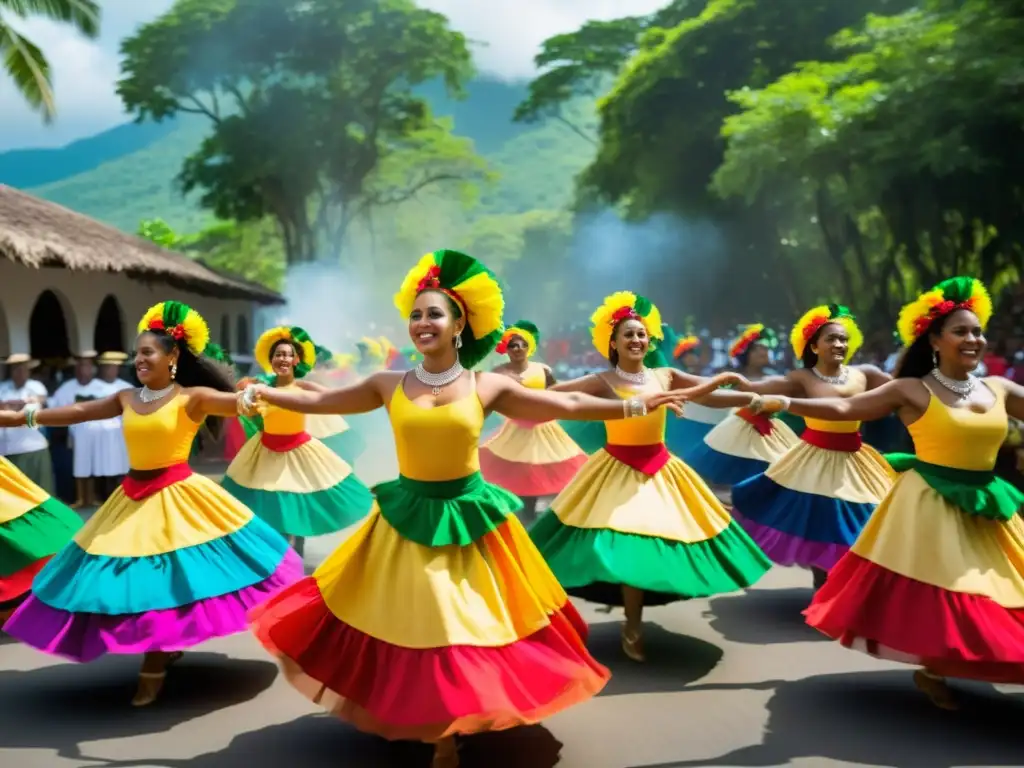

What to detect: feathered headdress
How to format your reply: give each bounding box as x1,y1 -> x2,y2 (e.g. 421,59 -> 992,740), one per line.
496,320 -> 540,357
254,326 -> 318,378
674,335 -> 701,359
590,291 -> 664,358
897,276 -> 992,347
790,304 -> 863,363
729,324 -> 777,361
356,336 -> 384,362
137,301 -> 210,357
394,249 -> 505,369
643,323 -> 677,368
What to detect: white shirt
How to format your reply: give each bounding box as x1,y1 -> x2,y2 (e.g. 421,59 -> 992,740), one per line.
0,379 -> 50,455
50,377 -> 111,441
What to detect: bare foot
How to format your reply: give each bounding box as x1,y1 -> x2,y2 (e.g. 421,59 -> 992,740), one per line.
131,672 -> 167,707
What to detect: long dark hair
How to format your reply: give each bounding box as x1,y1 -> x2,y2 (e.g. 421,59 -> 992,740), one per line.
801,327 -> 826,369
894,313 -> 955,380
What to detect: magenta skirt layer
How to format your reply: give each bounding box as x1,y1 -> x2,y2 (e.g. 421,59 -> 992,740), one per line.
4,550 -> 303,662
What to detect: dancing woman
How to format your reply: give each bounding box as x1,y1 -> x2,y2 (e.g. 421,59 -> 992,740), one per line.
767,278 -> 1024,709
247,251 -> 721,767
530,292 -> 772,662
1,301 -> 303,706
685,325 -> 799,500
729,305 -> 893,589
480,320 -> 588,520
222,326 -> 373,544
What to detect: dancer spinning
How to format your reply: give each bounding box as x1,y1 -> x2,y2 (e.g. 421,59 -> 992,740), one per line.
530,292 -> 772,662
729,305 -> 892,589
247,251 -> 716,767
685,325 -> 799,501
480,320 -> 587,520
1,301 -> 303,706
222,326 -> 373,546
771,278 -> 1024,709
0,456 -> 82,623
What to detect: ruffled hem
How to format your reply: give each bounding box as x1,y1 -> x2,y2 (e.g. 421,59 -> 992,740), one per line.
806,552 -> 1024,678
0,556 -> 50,604
4,549 -> 303,662
732,511 -> 847,570
374,474 -> 522,548
479,451 -> 586,497
732,473 -> 876,548
685,448 -> 769,487
249,577 -> 608,741
529,514 -> 770,606
222,474 -> 373,537
0,497 -> 83,575
557,420 -> 606,456
31,514 -> 293,614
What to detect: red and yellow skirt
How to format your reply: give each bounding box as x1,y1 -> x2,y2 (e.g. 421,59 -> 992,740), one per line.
479,418 -> 587,497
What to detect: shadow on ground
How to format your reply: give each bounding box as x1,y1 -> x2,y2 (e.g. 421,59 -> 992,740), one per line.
631,670 -> 1024,767
702,587 -> 825,645
588,620 -> 723,697
0,652 -> 277,760
74,716 -> 563,768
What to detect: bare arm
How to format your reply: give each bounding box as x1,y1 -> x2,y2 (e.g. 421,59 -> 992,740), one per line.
548,373 -> 608,396
1000,378 -> 1024,421
858,364 -> 893,390
295,379 -> 328,393
666,369 -> 754,408
780,379 -> 914,422
188,388 -> 247,419
731,372 -> 803,397
10,394 -> 123,427
254,372 -> 392,415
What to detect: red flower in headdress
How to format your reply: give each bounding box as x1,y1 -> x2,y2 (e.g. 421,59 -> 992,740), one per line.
610,306 -> 639,324
416,266 -> 442,293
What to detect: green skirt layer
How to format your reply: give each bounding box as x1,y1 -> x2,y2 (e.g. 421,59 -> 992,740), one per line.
529,512 -> 771,606
0,497 -> 83,576
318,428 -> 367,465
375,472 -> 522,548
557,420 -> 607,455
222,474 -> 373,537
885,453 -> 1024,522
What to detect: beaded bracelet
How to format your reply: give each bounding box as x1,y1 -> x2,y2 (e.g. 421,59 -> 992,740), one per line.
623,397 -> 647,419
23,402 -> 40,429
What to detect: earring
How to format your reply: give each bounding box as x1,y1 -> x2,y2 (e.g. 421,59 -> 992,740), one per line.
931,350 -> 938,368
455,334 -> 463,349
170,363 -> 177,380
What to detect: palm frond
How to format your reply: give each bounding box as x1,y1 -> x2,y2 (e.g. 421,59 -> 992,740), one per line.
0,22 -> 54,122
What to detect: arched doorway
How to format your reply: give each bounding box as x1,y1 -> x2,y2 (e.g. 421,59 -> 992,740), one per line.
236,314 -> 250,354
29,289 -> 71,363
93,294 -> 125,352
0,301 -> 10,358
220,315 -> 231,351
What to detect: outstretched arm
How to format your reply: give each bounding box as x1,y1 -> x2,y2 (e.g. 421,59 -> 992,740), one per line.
859,364 -> 893,390
548,373 -> 607,396
188,388 -> 249,419
252,372 -> 392,415
775,379 -> 914,422
543,365 -> 557,388
1001,378 -> 1024,422
295,380 -> 328,393
731,373 -> 803,397
0,394 -> 123,427
667,369 -> 757,409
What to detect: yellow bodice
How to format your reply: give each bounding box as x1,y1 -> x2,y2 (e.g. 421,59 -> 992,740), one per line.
263,384 -> 306,435
804,417 -> 862,434
519,364 -> 546,390
388,376 -> 484,481
122,394 -> 200,470
908,379 -> 1008,471
604,370 -> 669,446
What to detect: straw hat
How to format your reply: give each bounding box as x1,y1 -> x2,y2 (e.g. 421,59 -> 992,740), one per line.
97,351 -> 129,365
4,353 -> 39,369
73,350 -> 98,359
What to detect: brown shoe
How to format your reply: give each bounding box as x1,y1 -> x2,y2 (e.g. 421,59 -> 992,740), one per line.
913,669 -> 958,710
621,625 -> 646,663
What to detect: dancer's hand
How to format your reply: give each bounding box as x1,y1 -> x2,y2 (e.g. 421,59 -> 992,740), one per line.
640,391 -> 687,416
237,383 -> 268,416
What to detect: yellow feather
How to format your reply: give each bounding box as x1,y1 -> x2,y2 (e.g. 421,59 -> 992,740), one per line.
452,270 -> 505,339
254,326 -> 293,373
589,292 -> 662,358
393,253 -> 439,319
503,327 -> 538,357
181,308 -> 210,356
137,303 -> 165,335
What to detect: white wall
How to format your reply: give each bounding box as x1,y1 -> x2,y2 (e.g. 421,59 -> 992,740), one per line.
0,261 -> 267,359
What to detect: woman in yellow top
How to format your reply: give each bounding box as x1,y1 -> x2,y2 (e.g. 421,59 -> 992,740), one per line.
728,305 -> 893,589
766,277 -> 1024,710
223,326 -> 372,548
529,292 -> 773,663
479,320 -> 587,520
247,250 -> 726,768
0,301 -> 303,707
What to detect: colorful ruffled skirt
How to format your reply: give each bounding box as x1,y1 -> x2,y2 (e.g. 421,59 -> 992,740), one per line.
479,419 -> 587,497
686,409 -> 799,488
666,402 -> 728,462
223,417 -> 247,462
306,413 -> 367,465
558,420 -> 607,455
530,444 -> 771,606
0,457 -> 82,606
4,465 -> 303,661
731,430 -> 892,571
806,456 -> 1024,682
222,432 -> 373,537
250,471 -> 609,741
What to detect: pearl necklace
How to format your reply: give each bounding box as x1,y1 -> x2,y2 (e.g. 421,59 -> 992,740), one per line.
138,383 -> 176,404
811,365 -> 849,386
615,366 -> 648,385
415,361 -> 464,395
931,368 -> 975,400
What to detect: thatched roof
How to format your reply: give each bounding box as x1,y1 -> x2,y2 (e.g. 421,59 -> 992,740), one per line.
0,185 -> 283,304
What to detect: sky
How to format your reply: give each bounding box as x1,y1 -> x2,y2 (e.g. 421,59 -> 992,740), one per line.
0,0 -> 667,152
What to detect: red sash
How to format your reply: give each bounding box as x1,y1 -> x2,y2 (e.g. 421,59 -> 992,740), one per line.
261,431 -> 312,452
604,443 -> 671,476
122,463 -> 193,501
801,428 -> 862,452
736,407 -> 774,436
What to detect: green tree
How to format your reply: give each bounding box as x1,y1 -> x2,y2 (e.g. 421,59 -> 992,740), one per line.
0,0 -> 100,121
118,0 -> 490,265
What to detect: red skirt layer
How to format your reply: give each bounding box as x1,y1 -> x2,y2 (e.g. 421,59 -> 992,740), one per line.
806,552 -> 1024,682
478,450 -> 586,497
249,577 -> 609,741
0,556 -> 50,603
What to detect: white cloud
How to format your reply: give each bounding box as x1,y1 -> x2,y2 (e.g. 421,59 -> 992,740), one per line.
0,0 -> 667,151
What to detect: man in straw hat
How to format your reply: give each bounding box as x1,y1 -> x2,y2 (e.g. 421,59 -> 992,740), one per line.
50,351 -> 104,506
0,353 -> 53,493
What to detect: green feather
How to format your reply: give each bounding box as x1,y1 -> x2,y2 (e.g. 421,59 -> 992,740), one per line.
937,276 -> 976,303
511,319 -> 540,342
634,295 -> 653,317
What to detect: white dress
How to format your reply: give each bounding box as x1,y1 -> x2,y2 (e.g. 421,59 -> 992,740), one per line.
49,378 -> 133,478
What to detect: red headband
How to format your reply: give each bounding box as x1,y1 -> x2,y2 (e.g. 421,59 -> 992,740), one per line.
610,306 -> 640,324
416,266 -> 469,318
801,315 -> 830,342
148,318 -> 186,341
913,299 -> 974,340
